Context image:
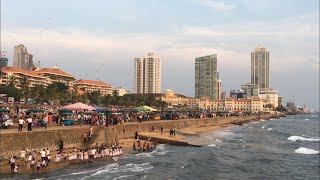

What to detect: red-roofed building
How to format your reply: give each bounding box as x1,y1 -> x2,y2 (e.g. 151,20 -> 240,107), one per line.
35,68 -> 75,88
0,67 -> 47,88
74,79 -> 112,96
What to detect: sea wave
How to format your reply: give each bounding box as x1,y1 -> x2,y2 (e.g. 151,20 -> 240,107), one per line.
238,139 -> 246,142
151,144 -> 167,155
208,144 -> 217,148
294,147 -> 319,155
305,119 -> 310,121
288,136 -> 320,142
90,162 -> 153,177
267,128 -> 274,131
215,139 -> 223,142
135,144 -> 167,157
113,175 -> 133,180
259,119 -> 265,122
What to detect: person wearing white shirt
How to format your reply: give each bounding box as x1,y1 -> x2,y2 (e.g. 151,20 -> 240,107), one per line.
40,149 -> 46,161
27,117 -> 32,131
18,118 -> 25,132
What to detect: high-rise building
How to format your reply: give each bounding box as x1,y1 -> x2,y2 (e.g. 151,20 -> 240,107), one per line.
134,52 -> 161,94
251,45 -> 270,91
13,44 -> 34,70
241,83 -> 259,97
0,51 -> 8,68
195,54 -> 218,100
217,79 -> 222,100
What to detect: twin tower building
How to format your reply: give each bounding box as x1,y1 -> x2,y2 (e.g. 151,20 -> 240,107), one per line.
134,45 -> 270,100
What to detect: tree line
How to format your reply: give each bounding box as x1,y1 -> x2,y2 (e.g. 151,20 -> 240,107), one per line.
0,82 -> 168,108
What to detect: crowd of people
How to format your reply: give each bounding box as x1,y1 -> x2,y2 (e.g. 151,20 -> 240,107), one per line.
8,142 -> 124,174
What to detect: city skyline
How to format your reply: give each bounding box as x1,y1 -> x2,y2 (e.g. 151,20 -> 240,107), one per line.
1,0 -> 319,109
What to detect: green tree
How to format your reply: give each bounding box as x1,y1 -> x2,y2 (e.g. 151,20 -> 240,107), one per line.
0,85 -> 22,100
88,91 -> 100,104
8,75 -> 17,86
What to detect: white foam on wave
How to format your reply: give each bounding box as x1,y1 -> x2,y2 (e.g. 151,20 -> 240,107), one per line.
288,136 -> 320,142
90,162 -> 153,177
259,119 -> 265,122
208,144 -> 217,147
267,128 -> 274,131
238,139 -> 246,142
215,139 -> 222,142
295,147 -> 319,155
135,153 -> 153,157
113,175 -> 133,180
151,144 -> 167,155
262,126 -> 266,129
305,119 -> 310,121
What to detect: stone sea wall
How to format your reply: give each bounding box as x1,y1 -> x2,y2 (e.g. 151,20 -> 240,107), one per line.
0,114 -> 282,159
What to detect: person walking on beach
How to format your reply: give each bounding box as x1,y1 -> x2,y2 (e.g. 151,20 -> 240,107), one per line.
173,128 -> 176,137
18,117 -> 25,132
9,156 -> 16,173
27,116 -> 32,131
84,132 -> 88,143
160,127 -> 163,134
59,139 -> 64,153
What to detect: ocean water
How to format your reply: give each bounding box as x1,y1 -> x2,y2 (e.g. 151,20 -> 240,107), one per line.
3,114 -> 320,180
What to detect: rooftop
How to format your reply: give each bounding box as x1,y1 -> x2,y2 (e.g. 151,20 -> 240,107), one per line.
35,68 -> 74,78
1,67 -> 45,78
74,79 -> 111,87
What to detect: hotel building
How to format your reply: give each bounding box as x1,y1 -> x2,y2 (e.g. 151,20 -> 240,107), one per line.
195,54 -> 219,100
13,44 -> 34,70
0,67 -> 47,88
187,97 -> 264,112
74,79 -> 112,96
251,45 -> 270,91
134,52 -> 161,94
35,67 -> 75,89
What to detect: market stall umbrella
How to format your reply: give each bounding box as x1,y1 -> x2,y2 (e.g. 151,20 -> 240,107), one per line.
26,108 -> 45,113
58,109 -> 73,115
0,108 -> 10,113
60,102 -> 96,111
134,105 -> 157,112
92,105 -> 110,113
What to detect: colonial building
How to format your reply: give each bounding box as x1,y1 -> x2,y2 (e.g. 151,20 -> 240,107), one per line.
74,79 -> 112,96
0,67 -> 47,88
35,67 -> 75,89
187,97 -> 264,112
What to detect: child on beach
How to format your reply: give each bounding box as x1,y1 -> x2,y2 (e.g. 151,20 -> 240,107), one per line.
36,161 -> 41,172
13,165 -> 19,173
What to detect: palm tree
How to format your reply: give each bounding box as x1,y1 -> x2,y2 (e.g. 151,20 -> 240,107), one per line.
19,75 -> 30,101
8,75 -> 17,86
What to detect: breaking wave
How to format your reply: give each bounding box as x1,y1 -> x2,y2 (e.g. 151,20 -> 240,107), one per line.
294,147 -> 319,155
288,136 -> 320,142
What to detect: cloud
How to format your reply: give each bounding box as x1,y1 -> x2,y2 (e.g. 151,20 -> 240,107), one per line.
200,0 -> 235,12
1,11 -> 318,73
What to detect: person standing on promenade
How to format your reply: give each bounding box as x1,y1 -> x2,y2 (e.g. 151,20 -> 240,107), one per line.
27,116 -> 32,131
18,117 -> 25,132
43,115 -> 48,130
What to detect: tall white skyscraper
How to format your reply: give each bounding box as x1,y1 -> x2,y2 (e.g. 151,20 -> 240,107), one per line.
251,45 -> 270,91
134,52 -> 161,94
13,44 -> 34,70
195,54 -> 218,100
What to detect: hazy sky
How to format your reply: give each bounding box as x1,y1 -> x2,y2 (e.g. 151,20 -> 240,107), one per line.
1,0 -> 319,109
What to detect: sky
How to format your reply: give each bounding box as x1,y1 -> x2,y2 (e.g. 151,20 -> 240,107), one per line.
1,0 -> 319,110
